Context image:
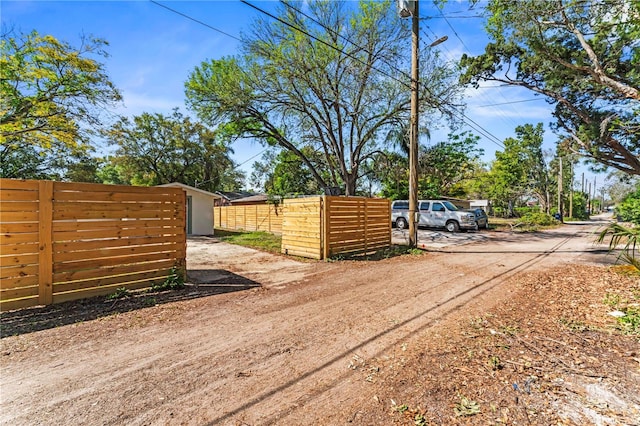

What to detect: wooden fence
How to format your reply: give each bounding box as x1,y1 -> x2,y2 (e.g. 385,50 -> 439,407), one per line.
281,197 -> 323,259
215,196 -> 390,260
0,179 -> 186,311
214,204 -> 283,234
323,196 -> 391,259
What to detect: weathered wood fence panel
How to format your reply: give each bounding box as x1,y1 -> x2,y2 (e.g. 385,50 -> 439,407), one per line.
281,197 -> 323,259
214,204 -> 283,234
0,179 -> 186,311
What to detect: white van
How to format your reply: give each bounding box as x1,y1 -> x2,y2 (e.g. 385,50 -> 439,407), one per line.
391,200 -> 477,232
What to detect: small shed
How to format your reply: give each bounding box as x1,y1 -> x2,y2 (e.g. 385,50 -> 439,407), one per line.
158,183 -> 221,235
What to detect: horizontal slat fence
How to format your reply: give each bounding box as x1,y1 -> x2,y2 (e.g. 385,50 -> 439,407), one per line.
323,196 -> 391,258
281,197 -> 323,259
214,204 -> 282,234
1,179 -> 186,311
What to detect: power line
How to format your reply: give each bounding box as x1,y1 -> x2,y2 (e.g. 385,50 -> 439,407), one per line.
150,0 -> 242,42
247,0 -> 506,149
476,98 -> 546,107
240,0 -> 410,89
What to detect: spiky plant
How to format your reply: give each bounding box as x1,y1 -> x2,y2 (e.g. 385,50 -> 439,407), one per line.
596,223 -> 639,270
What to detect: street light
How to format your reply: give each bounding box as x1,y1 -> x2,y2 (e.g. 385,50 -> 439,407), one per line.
398,0 -> 447,247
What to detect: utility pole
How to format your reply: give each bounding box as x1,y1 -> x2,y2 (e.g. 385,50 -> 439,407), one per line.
398,0 -> 447,247
558,157 -> 563,222
408,0 -> 420,248
569,160 -> 573,219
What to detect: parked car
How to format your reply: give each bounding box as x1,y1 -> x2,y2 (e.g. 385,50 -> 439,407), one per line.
391,200 -> 478,232
466,208 -> 489,229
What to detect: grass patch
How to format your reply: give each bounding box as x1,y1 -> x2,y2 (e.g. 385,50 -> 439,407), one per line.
214,229 -> 282,254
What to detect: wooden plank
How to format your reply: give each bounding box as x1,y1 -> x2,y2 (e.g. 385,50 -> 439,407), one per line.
0,253 -> 39,267
54,191 -> 181,203
0,264 -> 38,280
0,274 -> 39,290
0,232 -> 39,245
0,201 -> 40,212
0,243 -> 39,256
54,226 -> 181,242
54,258 -> 176,283
53,181 -> 183,195
0,296 -> 39,312
1,285 -> 39,300
54,201 -> 177,213
38,180 -> 53,305
53,241 -> 181,263
0,189 -> 39,202
0,222 -> 38,234
53,209 -> 181,221
53,234 -> 183,253
54,268 -> 171,293
0,178 -> 40,191
53,251 -> 177,273
0,211 -> 39,222
53,218 -> 182,232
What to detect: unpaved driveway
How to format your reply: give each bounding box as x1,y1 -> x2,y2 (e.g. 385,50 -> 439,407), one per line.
0,219 -> 614,425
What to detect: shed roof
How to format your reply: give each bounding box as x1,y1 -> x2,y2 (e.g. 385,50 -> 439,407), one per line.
157,182 -> 222,198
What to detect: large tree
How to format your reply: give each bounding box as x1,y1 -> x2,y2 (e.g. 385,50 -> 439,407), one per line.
460,0 -> 640,175
418,131 -> 484,198
106,109 -> 244,192
484,124 -> 551,216
186,0 -> 461,195
1,30 -> 121,151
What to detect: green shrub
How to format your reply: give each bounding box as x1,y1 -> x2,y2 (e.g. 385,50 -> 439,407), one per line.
150,267 -> 185,292
519,212 -> 555,226
616,188 -> 640,225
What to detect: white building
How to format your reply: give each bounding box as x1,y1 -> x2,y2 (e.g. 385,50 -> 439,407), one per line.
158,183 -> 221,236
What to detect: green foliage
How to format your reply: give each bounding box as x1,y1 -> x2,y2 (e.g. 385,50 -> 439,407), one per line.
615,187 -> 640,225
105,109 -> 244,191
570,192 -> 589,220
519,212 -> 556,227
461,1 -> 640,175
106,287 -> 130,300
483,123 -> 551,216
1,30 -> 121,152
603,291 -> 640,335
150,267 -> 185,292
418,131 -> 484,198
186,0 -> 463,195
214,230 -> 282,254
251,148 -> 323,196
596,223 -> 639,270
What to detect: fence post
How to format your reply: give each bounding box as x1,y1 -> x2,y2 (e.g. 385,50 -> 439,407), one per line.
38,180 -> 53,305
322,196 -> 329,260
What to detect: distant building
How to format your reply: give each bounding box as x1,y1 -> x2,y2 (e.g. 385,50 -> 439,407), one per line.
158,183 -> 221,235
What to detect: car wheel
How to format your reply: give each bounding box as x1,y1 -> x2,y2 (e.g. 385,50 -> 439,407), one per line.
483,221 -> 489,229
445,220 -> 459,233
396,217 -> 408,230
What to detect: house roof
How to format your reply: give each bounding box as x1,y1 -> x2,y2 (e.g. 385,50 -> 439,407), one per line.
157,182 -> 222,198
215,190 -> 255,201
230,194 -> 270,204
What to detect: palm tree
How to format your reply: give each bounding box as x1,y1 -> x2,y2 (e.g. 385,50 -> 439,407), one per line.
596,223 -> 639,270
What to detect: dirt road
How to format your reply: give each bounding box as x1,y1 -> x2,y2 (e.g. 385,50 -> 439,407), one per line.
0,219 -> 613,425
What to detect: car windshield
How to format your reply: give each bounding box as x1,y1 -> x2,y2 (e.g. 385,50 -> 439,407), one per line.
443,201 -> 458,211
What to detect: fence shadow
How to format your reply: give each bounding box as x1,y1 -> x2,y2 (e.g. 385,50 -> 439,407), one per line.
0,270 -> 260,337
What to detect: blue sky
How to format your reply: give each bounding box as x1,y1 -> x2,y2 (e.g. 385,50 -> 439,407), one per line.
2,0 -> 598,190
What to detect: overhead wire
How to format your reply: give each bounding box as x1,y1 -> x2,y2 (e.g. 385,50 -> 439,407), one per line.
151,0 -> 507,151
264,0 -> 506,148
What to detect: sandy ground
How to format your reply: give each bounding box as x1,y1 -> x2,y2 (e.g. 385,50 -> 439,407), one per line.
0,216 -> 633,425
